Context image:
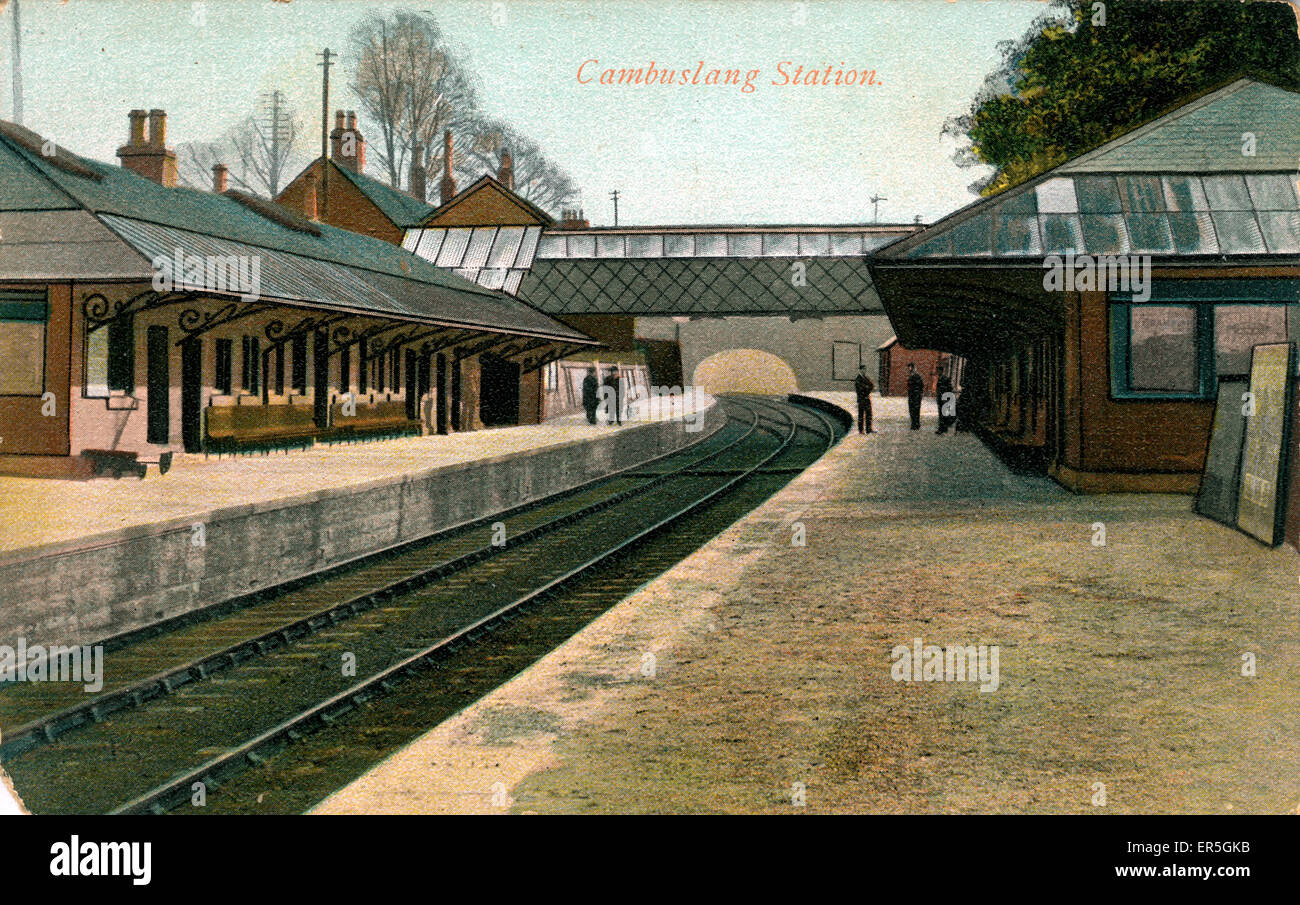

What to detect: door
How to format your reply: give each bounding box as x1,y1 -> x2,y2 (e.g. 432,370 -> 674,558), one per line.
436,353 -> 449,435
479,353 -> 521,427
313,329 -> 330,428
147,325 -> 170,445
181,338 -> 203,453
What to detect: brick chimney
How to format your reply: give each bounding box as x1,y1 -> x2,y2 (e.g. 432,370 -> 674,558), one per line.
439,129 -> 457,205
117,108 -> 178,186
558,208 -> 590,230
212,163 -> 228,193
409,143 -> 427,203
498,146 -> 514,191
330,109 -> 366,173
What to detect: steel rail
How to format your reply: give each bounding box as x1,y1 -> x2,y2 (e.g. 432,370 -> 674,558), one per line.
109,398 -> 806,815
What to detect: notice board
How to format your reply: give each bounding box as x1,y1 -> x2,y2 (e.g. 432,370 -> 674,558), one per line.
1236,343 -> 1296,546
1194,378 -> 1249,526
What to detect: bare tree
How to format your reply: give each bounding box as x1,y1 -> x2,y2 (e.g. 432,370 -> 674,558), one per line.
462,119 -> 579,214
349,9 -> 478,190
175,92 -> 301,197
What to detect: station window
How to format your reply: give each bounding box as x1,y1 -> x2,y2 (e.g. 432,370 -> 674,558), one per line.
1110,282 -> 1299,399
291,334 -> 308,394
107,314 -> 135,394
339,346 -> 351,393
242,335 -> 260,395
0,289 -> 47,395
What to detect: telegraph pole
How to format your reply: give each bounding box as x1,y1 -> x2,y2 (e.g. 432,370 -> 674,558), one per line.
10,0 -> 22,126
318,47 -> 335,217
609,189 -> 620,227
870,194 -> 887,224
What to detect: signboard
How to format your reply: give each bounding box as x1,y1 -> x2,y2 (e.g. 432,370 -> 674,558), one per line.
1236,343 -> 1296,546
1194,378 -> 1249,526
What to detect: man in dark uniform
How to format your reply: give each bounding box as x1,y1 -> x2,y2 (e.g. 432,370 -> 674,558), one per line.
602,367 -> 622,425
854,365 -> 875,434
906,362 -> 924,430
935,368 -> 956,434
581,366 -> 599,424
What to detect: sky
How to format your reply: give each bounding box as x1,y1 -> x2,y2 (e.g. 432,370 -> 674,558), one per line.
0,0 -> 1047,226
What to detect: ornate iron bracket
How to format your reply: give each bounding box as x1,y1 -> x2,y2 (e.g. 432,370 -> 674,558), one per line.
453,333 -> 518,361
177,301 -> 278,344
500,338 -> 553,361
519,342 -> 586,373
82,289 -> 192,333
263,312 -> 350,351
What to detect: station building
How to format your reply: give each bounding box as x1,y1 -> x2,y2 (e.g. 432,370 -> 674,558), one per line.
0,110 -> 593,479
871,78 -> 1300,494
279,120 -> 650,422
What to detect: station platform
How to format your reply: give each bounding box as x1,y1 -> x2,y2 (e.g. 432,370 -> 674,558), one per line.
313,393 -> 1300,815
0,396 -> 719,649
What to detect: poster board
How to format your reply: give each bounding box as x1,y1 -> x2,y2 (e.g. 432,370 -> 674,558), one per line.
1236,343 -> 1296,546
1194,377 -> 1249,526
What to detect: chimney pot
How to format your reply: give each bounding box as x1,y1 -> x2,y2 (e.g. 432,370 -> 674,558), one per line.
409,143 -> 427,202
334,110 -> 346,131
148,109 -> 167,147
498,146 -> 514,191
346,110 -> 356,130
212,163 -> 228,193
439,129 -> 457,205
127,109 -> 148,147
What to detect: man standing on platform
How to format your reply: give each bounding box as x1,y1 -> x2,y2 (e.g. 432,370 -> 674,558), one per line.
854,365 -> 875,434
582,366 -> 599,424
906,362 -> 924,431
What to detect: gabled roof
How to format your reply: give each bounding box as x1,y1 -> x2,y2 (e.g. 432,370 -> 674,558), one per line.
0,121 -> 591,342
1058,79 -> 1300,174
418,175 -> 554,228
874,78 -> 1300,263
326,160 -> 436,229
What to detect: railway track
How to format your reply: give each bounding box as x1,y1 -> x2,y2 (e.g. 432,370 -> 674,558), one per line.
0,396 -> 843,814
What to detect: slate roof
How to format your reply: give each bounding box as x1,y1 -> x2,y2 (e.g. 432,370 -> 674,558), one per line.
328,161 -> 436,229
0,122 -> 591,342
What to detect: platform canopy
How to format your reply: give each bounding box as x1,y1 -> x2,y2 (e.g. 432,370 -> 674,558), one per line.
871,78 -> 1300,355
519,225 -> 917,317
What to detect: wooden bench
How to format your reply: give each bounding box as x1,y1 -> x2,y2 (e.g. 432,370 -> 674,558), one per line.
205,403 -> 319,454
322,399 -> 421,444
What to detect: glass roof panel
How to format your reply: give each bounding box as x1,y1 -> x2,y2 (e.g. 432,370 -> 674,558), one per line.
761,233 -> 798,256
1202,175 -> 1253,211
628,234 -> 664,257
1079,214 -> 1130,254
1125,214 -> 1175,254
515,226 -> 542,268
1167,212 -> 1219,254
1245,174 -> 1299,211
998,189 -> 1037,217
695,234 -> 727,256
901,232 -> 952,259
462,227 -> 498,270
597,234 -> 625,257
477,268 -> 507,290
1039,214 -> 1084,254
799,233 -> 831,256
727,234 -> 763,256
435,228 -> 471,268
947,212 -> 993,255
1258,211 -> 1300,253
1036,177 -> 1079,214
503,269 -> 525,295
1119,175 -> 1165,212
1163,176 -> 1209,213
1211,212 -> 1266,253
664,234 -> 694,256
416,228 -> 445,262
1075,176 -> 1123,213
568,234 -> 596,257
487,226 -> 524,269
536,233 -> 567,259
994,216 -> 1042,256
830,233 -> 863,255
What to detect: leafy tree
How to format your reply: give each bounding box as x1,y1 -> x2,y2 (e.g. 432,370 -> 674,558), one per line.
945,0 -> 1300,196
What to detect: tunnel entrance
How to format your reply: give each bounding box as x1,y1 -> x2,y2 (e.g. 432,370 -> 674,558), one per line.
692,348 -> 798,395
479,353 -> 521,426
